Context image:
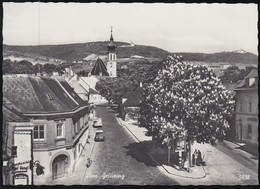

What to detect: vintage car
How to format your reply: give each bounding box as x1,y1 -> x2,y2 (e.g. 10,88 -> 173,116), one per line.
93,118 -> 103,128
94,130 -> 105,141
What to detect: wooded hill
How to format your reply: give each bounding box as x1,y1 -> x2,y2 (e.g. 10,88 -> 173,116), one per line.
3,42 -> 258,65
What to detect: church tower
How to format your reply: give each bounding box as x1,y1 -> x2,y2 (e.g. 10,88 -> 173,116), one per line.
106,27 -> 117,77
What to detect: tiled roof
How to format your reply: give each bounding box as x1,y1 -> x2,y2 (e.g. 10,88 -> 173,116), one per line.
235,68 -> 258,90
59,80 -> 86,105
3,75 -> 87,114
223,82 -> 237,97
123,90 -> 134,98
69,80 -> 89,94
80,76 -> 99,89
91,58 -> 109,76
89,88 -> 99,94
3,103 -> 28,122
122,86 -> 144,107
245,68 -> 258,78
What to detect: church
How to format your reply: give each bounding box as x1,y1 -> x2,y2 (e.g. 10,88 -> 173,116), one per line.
90,28 -> 117,77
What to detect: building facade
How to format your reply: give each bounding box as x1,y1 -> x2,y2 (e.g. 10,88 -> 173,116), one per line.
3,75 -> 94,184
234,68 -> 258,144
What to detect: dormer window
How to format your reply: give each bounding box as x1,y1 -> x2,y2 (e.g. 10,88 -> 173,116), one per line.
46,93 -> 54,100
249,77 -> 255,87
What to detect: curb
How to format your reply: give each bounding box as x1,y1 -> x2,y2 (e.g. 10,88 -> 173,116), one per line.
116,116 -> 207,179
148,152 -> 207,179
116,117 -> 140,143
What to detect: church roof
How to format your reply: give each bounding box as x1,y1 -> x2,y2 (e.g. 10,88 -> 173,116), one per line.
91,58 -> 109,76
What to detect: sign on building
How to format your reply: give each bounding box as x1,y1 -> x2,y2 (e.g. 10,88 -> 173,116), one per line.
13,130 -> 33,185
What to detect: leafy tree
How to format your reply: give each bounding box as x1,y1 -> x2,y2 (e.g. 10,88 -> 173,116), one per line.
220,66 -> 257,83
33,63 -> 44,73
43,63 -> 57,73
220,66 -> 242,83
139,56 -> 234,168
13,60 -> 34,74
2,59 -> 13,74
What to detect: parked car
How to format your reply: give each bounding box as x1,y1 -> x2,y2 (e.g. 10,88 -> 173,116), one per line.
93,118 -> 102,128
95,130 -> 105,141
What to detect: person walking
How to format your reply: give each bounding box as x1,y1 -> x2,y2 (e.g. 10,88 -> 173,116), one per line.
197,150 -> 202,166
194,149 -> 198,166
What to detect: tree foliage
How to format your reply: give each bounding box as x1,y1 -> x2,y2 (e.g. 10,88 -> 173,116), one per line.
2,59 -> 62,74
95,62 -> 161,105
220,66 -> 256,83
139,56 -> 235,144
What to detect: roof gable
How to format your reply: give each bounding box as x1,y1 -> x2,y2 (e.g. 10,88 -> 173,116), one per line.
123,86 -> 144,107
58,80 -> 86,105
91,58 -> 109,76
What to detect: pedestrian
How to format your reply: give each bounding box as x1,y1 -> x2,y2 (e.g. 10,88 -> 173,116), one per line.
192,153 -> 195,166
197,150 -> 202,166
194,149 -> 198,166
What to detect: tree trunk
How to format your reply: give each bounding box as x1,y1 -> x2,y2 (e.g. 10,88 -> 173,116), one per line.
168,147 -> 171,166
188,140 -> 192,168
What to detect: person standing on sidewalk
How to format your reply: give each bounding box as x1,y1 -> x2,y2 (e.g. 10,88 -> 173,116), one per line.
194,149 -> 198,166
197,150 -> 202,166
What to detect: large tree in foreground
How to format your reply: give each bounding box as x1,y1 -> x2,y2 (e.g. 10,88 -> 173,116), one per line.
139,55 -> 234,168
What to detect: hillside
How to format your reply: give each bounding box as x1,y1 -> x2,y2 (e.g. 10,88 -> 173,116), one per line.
3,42 -> 258,65
174,51 -> 258,65
3,41 -> 169,62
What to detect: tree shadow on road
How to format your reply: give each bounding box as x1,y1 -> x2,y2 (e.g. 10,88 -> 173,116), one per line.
123,141 -> 158,167
107,106 -> 118,114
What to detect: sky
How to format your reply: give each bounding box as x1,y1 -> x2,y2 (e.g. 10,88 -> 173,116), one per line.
3,3 -> 258,54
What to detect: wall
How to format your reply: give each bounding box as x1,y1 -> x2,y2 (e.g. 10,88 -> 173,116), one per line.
235,89 -> 258,144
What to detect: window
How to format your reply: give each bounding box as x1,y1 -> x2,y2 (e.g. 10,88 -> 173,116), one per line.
239,101 -> 243,112
34,125 -> 45,141
249,102 -> 252,113
56,121 -> 64,138
247,125 -> 252,139
11,146 -> 17,157
46,93 -> 54,100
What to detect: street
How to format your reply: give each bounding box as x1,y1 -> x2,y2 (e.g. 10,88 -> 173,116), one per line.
50,104 -> 258,185
82,105 -> 178,185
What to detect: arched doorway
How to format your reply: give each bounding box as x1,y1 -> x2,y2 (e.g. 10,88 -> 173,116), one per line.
52,154 -> 69,180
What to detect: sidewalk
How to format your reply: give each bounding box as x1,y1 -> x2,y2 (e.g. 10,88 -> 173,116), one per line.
116,117 -> 206,179
50,122 -> 96,185
116,116 -> 258,184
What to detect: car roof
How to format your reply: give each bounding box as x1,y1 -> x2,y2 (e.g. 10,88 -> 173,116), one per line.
96,130 -> 103,133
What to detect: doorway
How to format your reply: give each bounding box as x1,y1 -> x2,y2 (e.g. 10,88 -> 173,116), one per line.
52,154 -> 68,180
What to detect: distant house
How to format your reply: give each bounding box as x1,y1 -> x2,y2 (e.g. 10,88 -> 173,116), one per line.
79,76 -> 107,104
234,68 -> 258,145
68,75 -> 90,102
121,84 -> 144,120
3,75 -> 93,184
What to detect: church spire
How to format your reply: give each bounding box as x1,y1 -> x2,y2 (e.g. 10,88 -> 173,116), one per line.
107,26 -> 116,52
110,26 -> 114,42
